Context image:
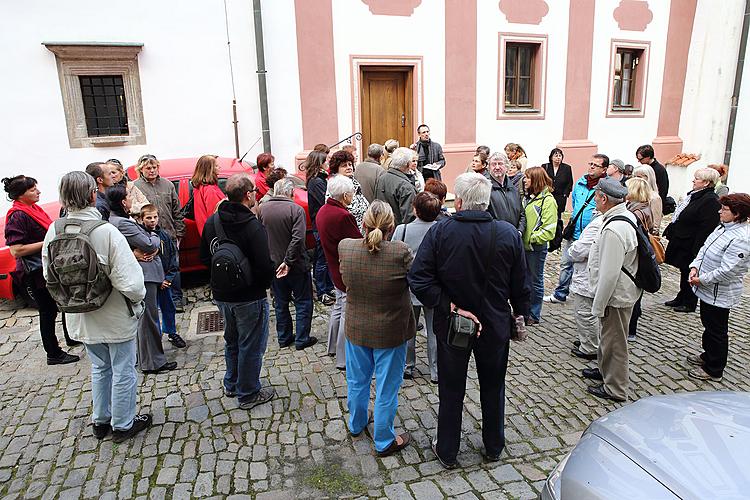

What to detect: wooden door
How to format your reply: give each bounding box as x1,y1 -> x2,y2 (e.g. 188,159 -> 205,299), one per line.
360,67 -> 412,150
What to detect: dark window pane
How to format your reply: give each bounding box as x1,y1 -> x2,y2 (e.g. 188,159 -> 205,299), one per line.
102,77 -> 113,86
506,46 -> 517,77
79,75 -> 129,136
91,77 -> 101,86
505,78 -> 515,105
519,78 -> 530,106
520,47 -> 533,77
614,80 -> 622,105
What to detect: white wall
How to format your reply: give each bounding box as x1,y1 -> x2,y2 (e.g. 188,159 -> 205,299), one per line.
728,28 -> 750,194
0,0 -> 262,213
475,0 -> 569,167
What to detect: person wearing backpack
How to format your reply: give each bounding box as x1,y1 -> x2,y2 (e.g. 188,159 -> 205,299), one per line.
42,171 -> 151,442
200,173 -> 276,410
107,185 -> 176,374
584,177 -> 641,403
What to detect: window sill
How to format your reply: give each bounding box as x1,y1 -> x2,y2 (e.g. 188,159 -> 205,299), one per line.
88,136 -> 131,146
610,107 -> 642,112
503,108 -> 541,114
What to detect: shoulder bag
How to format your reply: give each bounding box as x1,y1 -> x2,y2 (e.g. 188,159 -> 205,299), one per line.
561,190 -> 596,241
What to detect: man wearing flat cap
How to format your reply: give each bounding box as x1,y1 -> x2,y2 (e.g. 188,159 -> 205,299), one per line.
581,177 -> 641,402
607,159 -> 627,186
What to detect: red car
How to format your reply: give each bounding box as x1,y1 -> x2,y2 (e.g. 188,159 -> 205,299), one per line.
0,157 -> 313,299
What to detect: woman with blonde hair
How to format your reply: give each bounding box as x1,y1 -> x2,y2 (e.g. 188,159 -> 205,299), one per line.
338,200 -> 415,457
382,139 -> 399,169
191,155 -> 226,236
633,164 -> 663,233
625,177 -> 654,340
505,143 -> 528,171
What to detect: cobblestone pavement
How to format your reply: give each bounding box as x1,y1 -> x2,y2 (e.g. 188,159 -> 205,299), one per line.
1,253 -> 749,499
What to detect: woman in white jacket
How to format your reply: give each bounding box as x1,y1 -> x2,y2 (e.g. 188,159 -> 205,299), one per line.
686,193 -> 750,382
568,213 -> 603,360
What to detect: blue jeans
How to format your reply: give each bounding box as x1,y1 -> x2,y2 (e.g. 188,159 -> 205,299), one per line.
85,339 -> 138,431
271,271 -> 313,347
525,248 -> 548,321
171,251 -> 183,306
312,229 -> 334,297
346,339 -> 407,452
157,287 -> 176,335
552,239 -> 573,301
216,299 -> 269,403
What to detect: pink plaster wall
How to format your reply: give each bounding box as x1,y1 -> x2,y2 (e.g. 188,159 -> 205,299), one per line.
445,0 -> 477,144
613,0 -> 653,31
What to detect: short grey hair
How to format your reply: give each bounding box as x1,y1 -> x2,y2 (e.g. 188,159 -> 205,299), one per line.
367,143 -> 384,160
59,171 -> 96,211
488,151 -> 509,166
273,177 -> 295,198
390,147 -> 415,171
454,172 -> 492,211
327,174 -> 354,200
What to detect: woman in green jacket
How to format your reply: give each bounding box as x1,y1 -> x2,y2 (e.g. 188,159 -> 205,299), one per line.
522,166 -> 558,324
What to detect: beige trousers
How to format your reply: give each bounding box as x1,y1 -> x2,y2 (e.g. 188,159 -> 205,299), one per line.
597,305 -> 634,401
572,293 -> 600,355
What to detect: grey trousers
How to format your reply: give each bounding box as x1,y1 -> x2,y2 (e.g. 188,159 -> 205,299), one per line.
406,306 -> 438,381
137,282 -> 167,372
572,293 -> 600,355
597,305 -> 633,401
326,289 -> 347,369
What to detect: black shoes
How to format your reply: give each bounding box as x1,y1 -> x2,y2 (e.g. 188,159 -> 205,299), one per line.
279,339 -> 294,348
571,348 -> 597,360
93,422 -> 111,440
674,305 -> 696,313
417,322 -> 424,332
143,361 -> 177,374
403,370 -> 414,380
239,387 -> 276,410
296,337 -> 318,351
664,299 -> 681,307
582,368 -> 603,381
587,384 -> 626,402
65,339 -> 83,347
431,439 -> 458,469
320,293 -> 336,306
573,340 -> 581,348
112,414 -> 152,443
47,352 -> 80,365
167,334 -> 187,348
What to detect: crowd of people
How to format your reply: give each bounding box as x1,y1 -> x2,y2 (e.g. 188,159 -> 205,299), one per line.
3,126 -> 750,463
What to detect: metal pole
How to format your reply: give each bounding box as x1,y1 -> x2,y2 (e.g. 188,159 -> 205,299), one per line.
232,99 -> 240,159
254,0 -> 272,153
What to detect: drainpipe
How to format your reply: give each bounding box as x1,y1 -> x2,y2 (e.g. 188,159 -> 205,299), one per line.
725,0 -> 750,165
253,0 -> 272,153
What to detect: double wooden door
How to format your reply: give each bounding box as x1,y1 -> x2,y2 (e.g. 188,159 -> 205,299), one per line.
360,67 -> 413,150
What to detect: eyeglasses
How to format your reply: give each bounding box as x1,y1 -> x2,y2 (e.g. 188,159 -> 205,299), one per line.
106,158 -> 123,167
138,154 -> 157,163
588,162 -> 603,167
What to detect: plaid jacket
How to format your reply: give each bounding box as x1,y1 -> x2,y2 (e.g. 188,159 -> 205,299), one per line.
338,238 -> 416,349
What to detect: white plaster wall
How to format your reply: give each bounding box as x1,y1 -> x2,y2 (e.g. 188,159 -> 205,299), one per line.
727,29 -> 750,194
330,0 -> 446,151
0,0 -> 262,213
475,0 -> 570,167
261,0 -> 304,172
680,0 -> 745,196
588,0 -> 669,166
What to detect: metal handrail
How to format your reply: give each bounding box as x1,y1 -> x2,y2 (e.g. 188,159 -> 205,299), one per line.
329,132 -> 362,149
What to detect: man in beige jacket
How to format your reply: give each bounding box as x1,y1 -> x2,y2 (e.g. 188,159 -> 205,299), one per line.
583,177 -> 641,402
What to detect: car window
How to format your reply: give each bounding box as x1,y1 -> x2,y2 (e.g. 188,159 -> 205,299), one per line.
171,180 -> 180,195
218,178 -> 228,194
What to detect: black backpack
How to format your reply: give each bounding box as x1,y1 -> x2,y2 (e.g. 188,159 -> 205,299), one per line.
209,216 -> 253,293
602,215 -> 661,293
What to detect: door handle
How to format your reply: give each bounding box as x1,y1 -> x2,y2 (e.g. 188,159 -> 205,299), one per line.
401,113 -> 405,127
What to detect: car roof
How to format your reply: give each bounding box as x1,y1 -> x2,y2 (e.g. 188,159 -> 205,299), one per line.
126,157 -> 253,180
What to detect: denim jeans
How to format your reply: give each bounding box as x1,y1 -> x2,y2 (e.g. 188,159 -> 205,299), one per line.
552,239 -> 573,301
312,230 -> 334,297
171,251 -> 183,306
525,248 -> 548,321
271,270 -> 313,347
157,287 -> 176,335
216,298 -> 269,404
345,339 -> 408,452
85,339 -> 138,431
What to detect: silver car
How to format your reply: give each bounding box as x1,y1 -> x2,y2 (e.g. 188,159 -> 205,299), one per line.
542,391 -> 750,499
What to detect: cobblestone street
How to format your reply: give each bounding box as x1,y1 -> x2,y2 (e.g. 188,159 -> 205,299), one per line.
1,252 -> 749,499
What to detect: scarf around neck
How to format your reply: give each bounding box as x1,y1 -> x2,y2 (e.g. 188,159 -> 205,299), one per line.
5,200 -> 53,230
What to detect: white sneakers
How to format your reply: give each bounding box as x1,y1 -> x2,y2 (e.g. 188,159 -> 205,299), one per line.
543,295 -> 565,304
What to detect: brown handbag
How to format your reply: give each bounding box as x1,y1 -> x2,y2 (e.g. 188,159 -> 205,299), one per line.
649,233 -> 665,264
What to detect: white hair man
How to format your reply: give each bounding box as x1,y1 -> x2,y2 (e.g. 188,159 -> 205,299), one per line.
353,143 -> 385,203
375,147 -> 418,225
409,172 -> 531,469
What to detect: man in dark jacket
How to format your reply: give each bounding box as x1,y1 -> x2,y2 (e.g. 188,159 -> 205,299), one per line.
375,147 -> 418,225
257,178 -> 317,351
411,124 -> 445,181
200,173 -> 275,411
636,144 -> 669,205
409,172 -> 531,469
85,162 -> 113,220
486,152 -> 525,234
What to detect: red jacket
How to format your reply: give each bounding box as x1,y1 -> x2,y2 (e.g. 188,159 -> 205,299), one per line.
194,184 -> 226,236
255,169 -> 269,199
316,198 -> 361,291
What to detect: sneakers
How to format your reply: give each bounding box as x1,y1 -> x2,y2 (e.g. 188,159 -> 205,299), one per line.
688,367 -> 722,382
320,293 -> 336,306
92,422 -> 111,440
686,354 -> 704,366
239,387 -> 276,410
296,337 -> 318,351
47,352 -> 80,365
167,334 -> 187,348
112,414 -> 152,443
543,295 -> 565,304
431,439 -> 458,469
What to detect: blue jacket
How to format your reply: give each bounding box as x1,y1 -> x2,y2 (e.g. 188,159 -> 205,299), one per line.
408,210 -> 531,343
570,175 -> 598,240
157,226 -> 179,284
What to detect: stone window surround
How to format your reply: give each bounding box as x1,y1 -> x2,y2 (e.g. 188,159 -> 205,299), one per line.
43,42 -> 146,148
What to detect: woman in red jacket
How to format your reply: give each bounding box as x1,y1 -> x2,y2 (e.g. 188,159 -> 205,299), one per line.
191,155 -> 227,235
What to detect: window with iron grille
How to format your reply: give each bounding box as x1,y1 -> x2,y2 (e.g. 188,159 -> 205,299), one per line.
505,43 -> 536,110
79,75 -> 129,136
613,49 -> 641,109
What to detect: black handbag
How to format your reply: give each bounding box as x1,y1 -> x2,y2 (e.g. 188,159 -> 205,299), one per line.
663,196 -> 676,215
548,219 -> 564,252
446,222 -> 496,349
562,190 -> 596,241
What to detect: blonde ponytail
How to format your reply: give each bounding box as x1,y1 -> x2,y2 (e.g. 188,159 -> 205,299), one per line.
363,200 -> 395,254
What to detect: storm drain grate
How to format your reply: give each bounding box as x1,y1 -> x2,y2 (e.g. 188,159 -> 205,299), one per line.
197,310 -> 224,334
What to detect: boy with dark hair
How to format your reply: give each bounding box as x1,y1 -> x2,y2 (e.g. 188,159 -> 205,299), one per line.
140,204 -> 186,348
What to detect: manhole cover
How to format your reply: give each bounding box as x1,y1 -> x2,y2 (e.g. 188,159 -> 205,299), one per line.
197,310 -> 224,334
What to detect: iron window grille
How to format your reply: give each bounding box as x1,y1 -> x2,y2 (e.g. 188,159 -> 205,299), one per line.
79,75 -> 129,136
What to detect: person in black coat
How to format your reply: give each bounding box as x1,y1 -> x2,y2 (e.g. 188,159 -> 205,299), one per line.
663,168 -> 721,312
542,148 -> 574,216
636,144 -> 669,207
